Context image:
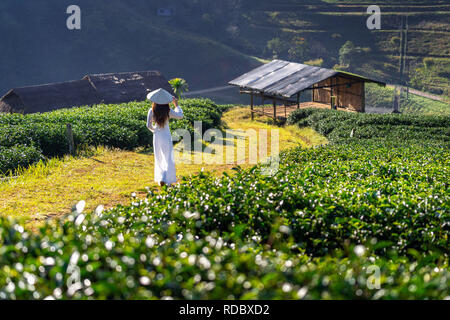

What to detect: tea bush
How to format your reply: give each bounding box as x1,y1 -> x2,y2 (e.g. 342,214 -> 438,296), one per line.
0,137 -> 448,299
0,106 -> 448,299
0,212 -> 448,300
0,145 -> 44,175
120,141 -> 449,257
286,108 -> 450,145
0,99 -> 229,175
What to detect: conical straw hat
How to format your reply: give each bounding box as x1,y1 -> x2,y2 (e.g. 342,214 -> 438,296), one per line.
146,88 -> 174,104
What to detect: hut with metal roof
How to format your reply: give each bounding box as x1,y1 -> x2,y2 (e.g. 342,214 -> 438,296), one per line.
229,60 -> 386,120
0,79 -> 102,114
83,70 -> 173,104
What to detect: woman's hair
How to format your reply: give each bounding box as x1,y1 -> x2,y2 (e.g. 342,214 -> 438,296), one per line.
152,103 -> 170,127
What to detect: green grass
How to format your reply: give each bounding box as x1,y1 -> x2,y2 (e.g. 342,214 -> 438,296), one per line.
0,106 -> 325,226
409,58 -> 450,97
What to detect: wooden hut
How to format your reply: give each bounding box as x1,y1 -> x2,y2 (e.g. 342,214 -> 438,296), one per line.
0,70 -> 173,114
229,60 -> 386,120
0,79 -> 102,114
83,70 -> 174,104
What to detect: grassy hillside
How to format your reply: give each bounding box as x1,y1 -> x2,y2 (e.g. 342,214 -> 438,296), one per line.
0,0 -> 261,95
233,0 -> 449,96
1,0 -> 448,102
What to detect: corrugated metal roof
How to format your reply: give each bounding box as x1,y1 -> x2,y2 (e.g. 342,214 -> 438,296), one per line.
229,60 -> 385,98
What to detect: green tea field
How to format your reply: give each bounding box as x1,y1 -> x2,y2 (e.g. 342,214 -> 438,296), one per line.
0,99 -> 448,299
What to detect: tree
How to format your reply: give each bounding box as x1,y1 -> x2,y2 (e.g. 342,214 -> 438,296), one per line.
339,41 -> 356,67
288,36 -> 308,62
339,41 -> 372,69
169,78 -> 189,99
266,37 -> 287,59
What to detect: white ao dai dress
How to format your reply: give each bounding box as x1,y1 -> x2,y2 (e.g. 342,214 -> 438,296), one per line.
146,105 -> 184,185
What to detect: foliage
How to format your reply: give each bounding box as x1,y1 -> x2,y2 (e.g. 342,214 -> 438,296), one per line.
409,58 -> 450,97
365,83 -> 450,116
0,140 -> 448,299
304,58 -> 324,67
0,99 -> 229,175
0,145 -> 44,175
339,41 -> 356,67
0,209 -> 448,300
169,78 -> 189,99
266,35 -> 309,62
0,106 -> 449,299
265,37 -> 287,59
338,41 -> 371,69
287,36 -> 309,62
287,107 -> 450,144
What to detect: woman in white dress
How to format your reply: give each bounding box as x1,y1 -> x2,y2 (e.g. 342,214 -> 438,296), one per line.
146,88 -> 184,186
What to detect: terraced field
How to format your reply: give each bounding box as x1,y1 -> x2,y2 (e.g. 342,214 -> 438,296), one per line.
1,1 -> 448,104
236,1 -> 450,97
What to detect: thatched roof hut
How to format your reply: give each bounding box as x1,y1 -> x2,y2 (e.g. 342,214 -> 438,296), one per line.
0,70 -> 173,114
83,70 -> 174,104
0,79 -> 102,114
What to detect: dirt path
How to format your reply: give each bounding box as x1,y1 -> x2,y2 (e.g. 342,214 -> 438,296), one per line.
184,86 -> 231,96
386,84 -> 449,103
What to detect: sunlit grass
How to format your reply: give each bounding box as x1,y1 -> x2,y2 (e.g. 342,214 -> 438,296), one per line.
222,106 -> 328,148
0,107 -> 326,227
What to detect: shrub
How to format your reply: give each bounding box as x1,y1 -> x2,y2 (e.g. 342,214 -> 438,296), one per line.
287,108 -> 450,145
0,145 -> 44,175
0,98 -> 228,175
0,102 -> 448,300
0,139 -> 448,299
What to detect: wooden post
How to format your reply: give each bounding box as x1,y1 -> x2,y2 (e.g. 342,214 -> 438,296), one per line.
250,93 -> 254,121
66,123 -> 75,155
297,93 -> 300,109
273,99 -> 276,121
262,94 -> 265,115
336,78 -> 340,108
330,78 -> 334,109
361,82 -> 365,113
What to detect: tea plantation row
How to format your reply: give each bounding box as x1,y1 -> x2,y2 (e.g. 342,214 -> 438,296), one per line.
286,108 -> 450,145
0,99 -> 229,175
0,109 -> 448,299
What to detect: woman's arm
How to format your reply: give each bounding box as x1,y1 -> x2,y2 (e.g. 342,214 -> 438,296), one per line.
169,97 -> 184,119
146,108 -> 155,132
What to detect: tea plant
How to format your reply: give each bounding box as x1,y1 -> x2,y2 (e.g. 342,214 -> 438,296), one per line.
0,99 -> 229,175
286,108 -> 450,145
0,106 -> 448,299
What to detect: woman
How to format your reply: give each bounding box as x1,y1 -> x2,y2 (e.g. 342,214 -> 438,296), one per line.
146,88 -> 184,186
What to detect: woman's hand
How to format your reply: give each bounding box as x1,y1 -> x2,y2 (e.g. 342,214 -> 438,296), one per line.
172,97 -> 178,107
